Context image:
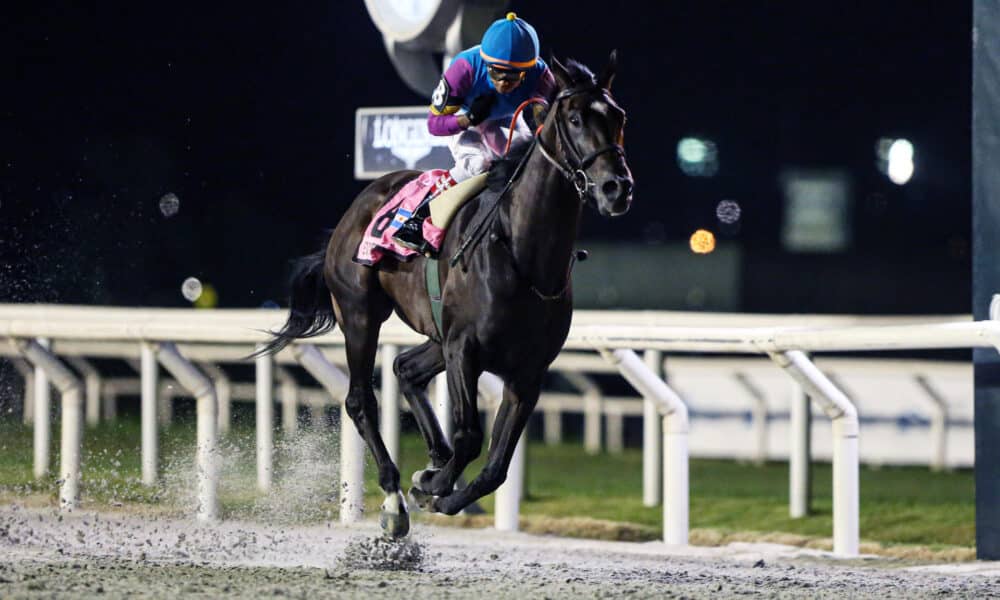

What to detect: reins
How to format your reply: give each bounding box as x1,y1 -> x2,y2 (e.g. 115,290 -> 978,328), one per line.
448,87 -> 624,300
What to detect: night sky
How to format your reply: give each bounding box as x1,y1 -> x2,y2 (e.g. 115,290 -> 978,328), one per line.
1,2 -> 972,312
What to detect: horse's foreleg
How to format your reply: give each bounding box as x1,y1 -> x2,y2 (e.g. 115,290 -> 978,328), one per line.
421,336 -> 482,498
429,377 -> 539,516
394,341 -> 452,468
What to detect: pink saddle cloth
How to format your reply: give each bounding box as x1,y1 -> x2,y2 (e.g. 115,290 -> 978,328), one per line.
354,170 -> 448,266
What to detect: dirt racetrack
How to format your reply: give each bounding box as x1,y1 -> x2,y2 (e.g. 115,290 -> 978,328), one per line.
1,504 -> 998,599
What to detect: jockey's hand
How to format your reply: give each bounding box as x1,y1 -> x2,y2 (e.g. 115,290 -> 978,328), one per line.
466,93 -> 497,126
526,103 -> 549,131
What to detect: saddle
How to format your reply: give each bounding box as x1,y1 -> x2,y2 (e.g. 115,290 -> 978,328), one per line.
354,172 -> 488,266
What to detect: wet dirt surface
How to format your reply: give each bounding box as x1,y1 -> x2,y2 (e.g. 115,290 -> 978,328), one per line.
1,504 -> 998,599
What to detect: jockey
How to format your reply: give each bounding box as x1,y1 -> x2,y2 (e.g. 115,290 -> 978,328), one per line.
392,12 -> 557,256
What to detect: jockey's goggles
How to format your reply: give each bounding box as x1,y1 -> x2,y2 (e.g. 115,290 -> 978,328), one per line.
488,65 -> 526,83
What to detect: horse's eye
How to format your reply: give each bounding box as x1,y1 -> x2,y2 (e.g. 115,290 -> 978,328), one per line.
569,114 -> 581,127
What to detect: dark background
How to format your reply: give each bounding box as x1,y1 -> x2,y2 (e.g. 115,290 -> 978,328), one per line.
1,2 -> 972,313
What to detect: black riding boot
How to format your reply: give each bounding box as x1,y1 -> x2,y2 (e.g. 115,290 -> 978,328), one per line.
392,203 -> 435,256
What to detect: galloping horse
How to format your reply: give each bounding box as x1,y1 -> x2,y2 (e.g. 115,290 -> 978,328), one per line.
259,52 -> 633,537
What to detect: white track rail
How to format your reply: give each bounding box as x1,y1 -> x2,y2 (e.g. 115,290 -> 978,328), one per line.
1,303 -> 997,557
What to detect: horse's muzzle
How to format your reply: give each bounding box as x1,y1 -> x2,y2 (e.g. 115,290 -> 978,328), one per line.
598,176 -> 634,216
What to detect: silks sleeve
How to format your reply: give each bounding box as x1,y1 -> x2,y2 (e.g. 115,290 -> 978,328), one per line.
427,57 -> 474,136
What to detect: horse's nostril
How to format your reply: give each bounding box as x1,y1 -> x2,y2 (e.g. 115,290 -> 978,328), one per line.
601,180 -> 620,196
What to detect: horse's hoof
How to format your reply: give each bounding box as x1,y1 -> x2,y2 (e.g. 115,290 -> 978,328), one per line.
411,468 -> 440,492
407,485 -> 440,513
379,491 -> 410,539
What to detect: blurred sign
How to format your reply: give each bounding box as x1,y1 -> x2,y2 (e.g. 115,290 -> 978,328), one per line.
780,169 -> 852,253
354,106 -> 452,180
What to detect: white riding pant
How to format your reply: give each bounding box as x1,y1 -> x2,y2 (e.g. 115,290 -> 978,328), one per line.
447,115 -> 533,183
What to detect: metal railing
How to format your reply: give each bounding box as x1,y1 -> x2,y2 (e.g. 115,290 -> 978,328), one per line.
1,302 -> 996,557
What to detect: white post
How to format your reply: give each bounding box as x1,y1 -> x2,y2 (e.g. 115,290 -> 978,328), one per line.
434,372 -> 453,441
771,351 -> 858,557
276,366 -> 300,435
155,342 -> 219,522
292,344 -> 365,523
140,343 -> 159,485
66,357 -> 102,428
201,363 -> 232,435
564,371 -> 602,454
642,349 -> 663,507
789,380 -> 811,518
734,372 -> 769,466
17,339 -> 83,509
915,375 -> 949,471
542,407 -> 562,445
9,358 -> 34,425
255,347 -> 274,492
33,338 -> 51,480
156,380 -> 173,426
602,349 -> 689,546
495,431 -> 526,531
606,408 -> 624,453
380,344 -> 400,464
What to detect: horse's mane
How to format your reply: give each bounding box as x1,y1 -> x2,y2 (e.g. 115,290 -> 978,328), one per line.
486,142 -> 532,191
561,59 -> 597,89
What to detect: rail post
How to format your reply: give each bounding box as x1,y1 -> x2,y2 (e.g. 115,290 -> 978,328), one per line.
255,346 -> 274,492
17,339 -> 83,509
602,348 -> 689,546
32,338 -> 51,479
155,342 -> 219,522
788,379 -> 812,518
771,350 -> 858,557
140,342 -> 159,485
66,357 -> 102,428
480,373 -> 525,532
293,344 -> 365,523
380,344 -> 400,463
642,349 -> 664,506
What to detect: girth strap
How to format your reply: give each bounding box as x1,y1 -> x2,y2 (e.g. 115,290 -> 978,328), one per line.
425,257 -> 444,337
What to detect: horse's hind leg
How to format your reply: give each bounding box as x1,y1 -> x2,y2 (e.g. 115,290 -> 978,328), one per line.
393,341 -> 452,472
337,296 -> 409,537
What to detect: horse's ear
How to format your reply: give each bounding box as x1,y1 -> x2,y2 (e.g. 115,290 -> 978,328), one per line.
549,54 -> 573,90
598,49 -> 618,91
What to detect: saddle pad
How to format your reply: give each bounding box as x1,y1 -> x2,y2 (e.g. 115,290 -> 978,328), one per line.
354,170 -> 448,266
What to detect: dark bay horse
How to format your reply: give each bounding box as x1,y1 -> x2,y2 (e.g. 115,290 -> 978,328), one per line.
259,52 -> 633,537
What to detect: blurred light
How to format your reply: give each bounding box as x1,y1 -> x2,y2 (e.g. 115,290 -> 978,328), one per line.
887,139 -> 914,184
160,193 -> 180,217
876,137 -> 914,185
676,137 -> 718,177
181,277 -> 202,302
689,229 -> 716,254
194,283 -> 218,309
715,199 -> 742,224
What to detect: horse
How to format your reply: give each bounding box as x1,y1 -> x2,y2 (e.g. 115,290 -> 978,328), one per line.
258,52 -> 633,538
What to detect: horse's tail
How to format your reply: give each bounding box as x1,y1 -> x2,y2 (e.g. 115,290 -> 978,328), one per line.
254,249 -> 337,357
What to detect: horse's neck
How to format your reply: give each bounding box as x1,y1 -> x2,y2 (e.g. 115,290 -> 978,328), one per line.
505,145 -> 582,293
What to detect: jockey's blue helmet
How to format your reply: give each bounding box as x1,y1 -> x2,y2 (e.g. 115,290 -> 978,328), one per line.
479,12 -> 540,70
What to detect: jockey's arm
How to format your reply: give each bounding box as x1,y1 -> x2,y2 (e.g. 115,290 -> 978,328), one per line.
427,57 -> 475,136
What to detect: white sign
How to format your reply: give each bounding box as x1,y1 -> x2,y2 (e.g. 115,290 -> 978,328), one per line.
354,106 -> 452,180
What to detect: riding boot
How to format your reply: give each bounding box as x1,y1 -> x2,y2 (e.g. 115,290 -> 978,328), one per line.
392,204 -> 433,255
392,172 -> 456,257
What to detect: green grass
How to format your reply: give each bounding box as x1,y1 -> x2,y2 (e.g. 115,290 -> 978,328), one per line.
0,418 -> 975,552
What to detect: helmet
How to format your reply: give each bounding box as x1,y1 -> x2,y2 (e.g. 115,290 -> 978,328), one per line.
479,12 -> 539,70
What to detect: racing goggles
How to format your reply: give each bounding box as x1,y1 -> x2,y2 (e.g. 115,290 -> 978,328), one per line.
488,65 -> 526,83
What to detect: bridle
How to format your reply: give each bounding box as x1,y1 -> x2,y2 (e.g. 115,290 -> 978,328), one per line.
449,86 -> 628,301
535,86 -> 627,200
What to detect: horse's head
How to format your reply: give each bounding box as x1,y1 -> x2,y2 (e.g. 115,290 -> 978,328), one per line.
542,51 -> 633,217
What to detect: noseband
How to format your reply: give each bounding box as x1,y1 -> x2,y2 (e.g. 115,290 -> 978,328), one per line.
536,86 -> 627,200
